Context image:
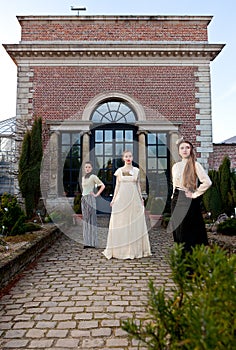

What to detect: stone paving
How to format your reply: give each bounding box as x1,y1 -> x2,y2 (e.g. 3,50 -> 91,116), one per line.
0,217 -> 175,350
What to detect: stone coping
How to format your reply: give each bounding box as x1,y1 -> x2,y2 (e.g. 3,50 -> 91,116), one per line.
0,225 -> 62,291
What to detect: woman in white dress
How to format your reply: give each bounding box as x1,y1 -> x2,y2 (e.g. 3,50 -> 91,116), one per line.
103,151 -> 152,259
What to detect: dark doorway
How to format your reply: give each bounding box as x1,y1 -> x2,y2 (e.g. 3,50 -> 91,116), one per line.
90,124 -> 138,214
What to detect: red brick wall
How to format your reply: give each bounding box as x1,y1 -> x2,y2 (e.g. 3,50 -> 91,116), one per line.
19,17 -> 209,42
33,65 -> 198,137
209,144 -> 236,170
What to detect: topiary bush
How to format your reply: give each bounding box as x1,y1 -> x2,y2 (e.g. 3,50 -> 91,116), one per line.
122,244 -> 236,350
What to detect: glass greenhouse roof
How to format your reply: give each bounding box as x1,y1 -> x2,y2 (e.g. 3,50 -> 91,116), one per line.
0,117 -> 16,136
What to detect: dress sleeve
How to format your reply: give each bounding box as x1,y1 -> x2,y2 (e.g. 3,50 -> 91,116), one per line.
114,168 -> 120,177
192,162 -> 212,198
93,175 -> 104,187
171,163 -> 178,196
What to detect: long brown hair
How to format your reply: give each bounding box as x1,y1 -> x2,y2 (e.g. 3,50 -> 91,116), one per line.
178,140 -> 197,191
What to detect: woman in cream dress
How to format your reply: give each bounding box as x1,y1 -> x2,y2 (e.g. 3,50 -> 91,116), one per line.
103,151 -> 151,259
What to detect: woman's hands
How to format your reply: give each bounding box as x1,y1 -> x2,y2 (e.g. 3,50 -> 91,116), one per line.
185,190 -> 193,199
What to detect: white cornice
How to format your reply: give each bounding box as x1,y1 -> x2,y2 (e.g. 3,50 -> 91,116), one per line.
4,43 -> 225,64
17,15 -> 213,24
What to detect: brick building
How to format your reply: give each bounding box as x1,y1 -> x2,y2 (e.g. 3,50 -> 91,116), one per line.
209,137 -> 236,171
4,15 -> 224,212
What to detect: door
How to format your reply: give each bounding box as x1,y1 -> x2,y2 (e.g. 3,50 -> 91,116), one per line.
90,124 -> 138,214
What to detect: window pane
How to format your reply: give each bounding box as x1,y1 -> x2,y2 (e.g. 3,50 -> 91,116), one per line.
105,143 -> 112,155
92,111 -> 102,123
92,101 -> 135,124
104,130 -> 112,142
125,112 -> 136,122
158,133 -> 167,145
110,111 -> 117,121
62,133 -> 70,144
116,144 -> 123,156
95,157 -> 104,168
125,130 -> 133,141
72,133 -> 80,144
148,146 -> 156,157
116,130 -> 123,141
158,158 -> 167,170
95,144 -> 103,155
148,158 -> 157,170
118,103 -> 129,114
147,133 -> 156,145
97,104 -> 108,114
95,130 -> 103,142
62,145 -> 70,157
158,145 -> 167,156
108,101 -> 120,110
125,144 -> 133,153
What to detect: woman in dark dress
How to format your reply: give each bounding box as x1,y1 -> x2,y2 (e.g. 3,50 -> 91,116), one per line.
169,140 -> 212,253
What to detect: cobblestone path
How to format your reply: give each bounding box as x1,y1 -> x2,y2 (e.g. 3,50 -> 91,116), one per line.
0,217 -> 175,350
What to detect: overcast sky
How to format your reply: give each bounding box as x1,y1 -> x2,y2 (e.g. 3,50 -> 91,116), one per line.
0,0 -> 235,143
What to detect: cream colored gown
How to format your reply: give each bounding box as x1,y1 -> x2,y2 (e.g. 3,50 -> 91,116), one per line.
103,167 -> 152,259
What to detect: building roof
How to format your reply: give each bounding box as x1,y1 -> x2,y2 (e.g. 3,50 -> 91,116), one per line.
0,117 -> 16,137
221,136 -> 236,144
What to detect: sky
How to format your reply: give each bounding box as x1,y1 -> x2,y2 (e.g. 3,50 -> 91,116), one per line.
0,0 -> 235,143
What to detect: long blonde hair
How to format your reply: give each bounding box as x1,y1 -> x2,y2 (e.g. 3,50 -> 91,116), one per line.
178,140 -> 197,191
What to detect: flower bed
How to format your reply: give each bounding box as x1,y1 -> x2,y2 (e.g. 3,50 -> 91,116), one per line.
0,224 -> 62,292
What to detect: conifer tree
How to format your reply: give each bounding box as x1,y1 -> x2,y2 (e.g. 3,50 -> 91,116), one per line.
18,117 -> 43,218
219,156 -> 233,215
203,170 -> 222,219
30,117 -> 43,212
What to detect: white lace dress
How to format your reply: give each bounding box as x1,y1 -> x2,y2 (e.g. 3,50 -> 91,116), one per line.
103,167 -> 151,259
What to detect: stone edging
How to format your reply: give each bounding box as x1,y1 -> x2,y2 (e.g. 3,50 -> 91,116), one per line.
208,234 -> 236,255
0,225 -> 62,291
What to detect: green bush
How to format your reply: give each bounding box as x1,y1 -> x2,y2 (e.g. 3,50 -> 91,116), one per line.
217,218 -> 236,236
73,193 -> 82,214
203,184 -> 222,220
122,244 -> 236,349
0,193 -> 26,236
203,157 -> 236,219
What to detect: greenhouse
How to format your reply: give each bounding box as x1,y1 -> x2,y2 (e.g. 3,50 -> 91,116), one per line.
0,117 -> 16,195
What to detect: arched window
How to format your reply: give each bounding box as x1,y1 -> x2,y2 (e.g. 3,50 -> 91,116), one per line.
91,101 -> 136,123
